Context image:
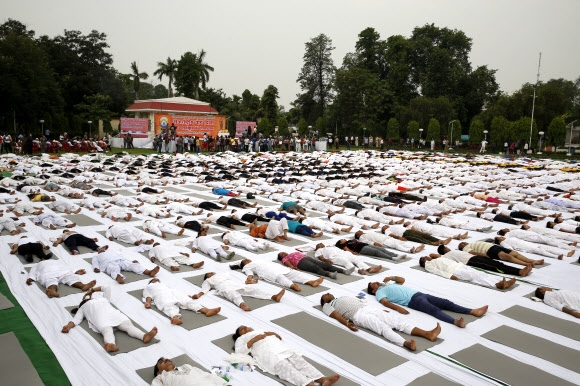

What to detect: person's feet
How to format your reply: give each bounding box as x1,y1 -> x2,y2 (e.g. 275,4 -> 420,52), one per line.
143,327 -> 158,343
272,289 -> 285,302
82,280 -> 97,291
533,259 -> 544,266
71,250 -> 80,255
204,307 -> 221,317
412,244 -> 425,253
116,274 -> 125,284
171,315 -> 183,325
145,239 -> 154,244
309,277 -> 324,287
471,305 -> 488,317
191,261 -> 204,269
97,245 -> 108,253
290,283 -> 302,292
440,237 -> 452,245
273,236 -> 286,243
328,272 -> 338,279
240,303 -> 251,311
46,288 -> 60,298
104,342 -> 119,352
148,266 -> 160,277
425,323 -> 441,341
177,228 -> 184,236
403,339 -> 417,351
312,232 -> 323,238
519,264 -> 533,276
135,240 -> 142,246
171,266 -> 180,271
454,317 -> 466,328
319,374 -> 340,386
49,224 -> 56,230
66,223 -> 76,228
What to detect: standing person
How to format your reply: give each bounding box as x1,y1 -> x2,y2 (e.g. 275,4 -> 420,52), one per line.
4,134 -> 13,153
40,134 -> 48,153
62,286 -> 158,352
480,139 -> 487,153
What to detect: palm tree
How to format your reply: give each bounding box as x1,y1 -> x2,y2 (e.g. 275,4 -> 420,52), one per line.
130,61 -> 149,100
153,57 -> 177,97
193,49 -> 214,99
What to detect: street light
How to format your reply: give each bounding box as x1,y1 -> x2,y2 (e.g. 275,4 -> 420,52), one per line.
537,131 -> 544,154
567,120 -> 577,156
363,128 -> 366,148
483,130 -> 488,142
87,120 -> 92,140
418,128 -> 423,149
39,119 -> 44,136
448,120 -> 456,150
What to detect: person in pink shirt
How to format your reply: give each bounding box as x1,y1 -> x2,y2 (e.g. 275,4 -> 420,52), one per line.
277,251 -> 354,279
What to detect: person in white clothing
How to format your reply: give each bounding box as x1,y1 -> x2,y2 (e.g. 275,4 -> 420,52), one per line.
92,249 -> 159,284
98,207 -> 132,222
136,205 -> 171,218
498,227 -> 577,249
233,326 -> 340,386
301,217 -> 353,234
191,235 -> 235,261
164,201 -> 202,216
143,219 -> 184,238
495,236 -> 572,260
152,360 -> 228,386
46,200 -> 81,214
535,287 -> 580,318
33,212 -> 76,229
419,256 -> 516,290
233,259 -> 324,292
0,217 -> 25,235
105,224 -> 154,245
314,244 -> 382,275
143,279 -> 220,324
9,202 -> 44,216
433,216 -> 493,232
193,272 -> 285,311
221,230 -> 270,251
62,286 -> 158,352
149,242 -> 204,271
26,259 -> 96,297
355,230 -> 424,253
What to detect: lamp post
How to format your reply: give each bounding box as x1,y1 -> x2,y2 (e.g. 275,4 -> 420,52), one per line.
448,120 -> 456,150
308,125 -> 312,137
39,119 -> 44,136
537,131 -> 544,154
363,127 -> 366,148
87,120 -> 92,140
567,120 -> 577,156
483,130 -> 488,142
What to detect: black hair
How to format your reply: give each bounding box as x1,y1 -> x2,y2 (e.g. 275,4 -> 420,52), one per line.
437,245 -> 446,255
232,326 -> 243,342
277,252 -> 285,261
229,260 -> 248,270
153,357 -> 163,377
335,240 -> 346,249
546,222 -> 554,229
497,229 -> 507,236
71,298 -> 90,315
535,287 -> 545,300
354,231 -> 361,240
203,272 -> 212,281
220,232 -> 226,239
419,257 -> 426,267
367,282 -> 375,295
476,212 -> 482,218
320,294 -> 329,307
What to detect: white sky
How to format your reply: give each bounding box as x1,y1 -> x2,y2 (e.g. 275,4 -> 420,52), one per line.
3,0 -> 579,110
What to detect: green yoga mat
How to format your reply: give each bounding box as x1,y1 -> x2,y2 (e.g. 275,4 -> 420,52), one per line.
24,267 -> 87,297
500,305 -> 580,341
410,265 -> 519,292
312,305 -> 444,353
126,289 -> 227,330
211,335 -> 360,386
272,311 -> 407,375
63,214 -> 103,226
64,306 -> 159,355
408,372 -> 458,386
449,343 -> 576,386
0,332 -> 44,385
184,274 -> 279,310
482,325 -> 580,373
136,354 -> 209,384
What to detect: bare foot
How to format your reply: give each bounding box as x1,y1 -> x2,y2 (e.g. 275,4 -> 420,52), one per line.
471,305 -> 488,317
82,280 -> 97,291
534,259 -> 544,266
143,327 -> 158,343
454,317 -> 466,328
309,277 -> 324,287
116,275 -> 125,284
519,264 -> 532,277
312,232 -> 323,238
178,228 -> 184,236
426,323 -> 441,341
367,265 -> 382,274
290,283 -> 302,292
104,342 -> 119,352
440,237 -> 452,245
319,374 -> 340,386
413,244 -> 425,253
170,266 -> 180,271
498,277 -> 516,290
46,289 -> 60,298
240,303 -> 251,311
403,340 -> 417,351
171,316 -> 183,325
204,307 -> 221,317
272,289 -> 285,302
148,266 -> 160,277
191,261 -> 204,269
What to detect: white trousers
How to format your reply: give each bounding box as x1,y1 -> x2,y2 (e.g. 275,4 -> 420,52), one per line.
101,320 -> 144,345
353,308 -> 411,347
105,260 -> 145,279
454,265 -> 498,288
275,271 -> 315,288
219,286 -> 273,307
265,218 -> 288,239
43,272 -> 82,288
273,352 -> 324,386
161,296 -> 203,318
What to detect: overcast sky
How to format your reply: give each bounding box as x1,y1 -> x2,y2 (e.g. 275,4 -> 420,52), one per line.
3,0 -> 579,110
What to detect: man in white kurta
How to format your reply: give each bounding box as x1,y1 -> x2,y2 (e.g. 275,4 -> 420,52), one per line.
62,286 -> 157,352
222,230 -> 269,251
165,201 -> 201,215
191,235 -> 234,261
194,272 -> 282,311
500,228 -> 575,250
301,217 -> 351,233
137,205 -> 170,218
420,256 -> 514,290
435,216 -> 492,232
497,236 -> 571,259
536,287 -> 580,318
152,362 -> 227,386
26,259 -> 95,297
33,212 -> 75,229
92,249 -> 159,283
105,224 -> 153,245
0,217 -> 24,235
313,244 -> 380,275
240,259 -> 323,292
149,243 -> 204,270
46,200 -> 81,214
356,230 -> 423,253
143,219 -> 184,238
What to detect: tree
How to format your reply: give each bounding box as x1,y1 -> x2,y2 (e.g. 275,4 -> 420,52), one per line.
469,119 -> 484,145
129,61 -> 148,100
298,118 -> 308,136
260,85 -> 279,123
547,117 -> 566,147
192,49 -> 214,99
256,117 -> 272,137
277,116 -> 289,136
74,94 -> 113,125
426,118 -> 440,141
490,116 -> 511,145
174,52 -> 198,98
354,27 -> 382,74
448,119 -> 462,144
297,34 -> 336,119
407,120 -> 419,141
386,118 -> 400,140
315,117 -> 325,136
153,57 -> 177,97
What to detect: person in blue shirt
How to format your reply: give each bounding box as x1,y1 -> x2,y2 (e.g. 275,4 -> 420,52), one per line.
286,219 -> 322,238
367,276 -> 488,328
280,201 -> 305,215
212,187 -> 238,197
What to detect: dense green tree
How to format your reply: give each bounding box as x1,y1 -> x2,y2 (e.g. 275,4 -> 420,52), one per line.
490,116 -> 511,145
153,57 -> 177,97
256,117 -> 272,137
174,52 -> 197,98
297,34 -> 336,119
407,120 -> 419,141
0,18 -> 35,39
277,116 -> 289,136
468,118 -> 484,145
426,118 -> 440,141
386,118 -> 400,140
260,85 -> 279,123
298,118 -> 308,135
199,88 -> 229,112
512,117 -> 536,144
547,116 -> 566,147
192,49 -> 214,100
383,35 -> 417,107
315,117 -> 325,135
448,119 -> 462,144
354,27 -> 382,75
129,61 -> 148,100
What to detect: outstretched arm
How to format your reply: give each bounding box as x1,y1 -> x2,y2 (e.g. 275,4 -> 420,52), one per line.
380,298 -> 409,314
383,276 -> 405,284
61,321 -> 75,333
328,310 -> 358,331
563,306 -> 580,318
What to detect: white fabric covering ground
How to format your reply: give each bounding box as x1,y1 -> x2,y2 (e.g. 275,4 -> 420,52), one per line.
1,151 -> 579,386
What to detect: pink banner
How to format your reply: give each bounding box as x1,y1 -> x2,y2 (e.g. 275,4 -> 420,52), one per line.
120,118 -> 148,138
235,121 -> 256,136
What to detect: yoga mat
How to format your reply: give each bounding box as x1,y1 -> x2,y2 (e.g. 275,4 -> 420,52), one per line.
139,252 -> 204,274
136,226 -> 187,241
500,305 -> 580,341
0,292 -> 14,310
184,275 -> 276,310
408,372 -> 458,386
24,267 -> 86,297
64,306 -> 159,355
63,214 -> 102,226
482,325 -> 580,373
127,290 -> 227,330
312,305 -> 444,353
0,332 -> 44,386
272,311 -> 407,375
449,343 -> 576,386
182,185 -> 212,192
211,335 -> 360,386
571,261 -> 580,266
272,260 -> 363,286
272,237 -> 309,248
136,354 -> 207,384
83,257 -> 152,284
162,186 -> 187,193
382,255 -> 412,264
187,192 -> 219,201
410,265 -> 520,292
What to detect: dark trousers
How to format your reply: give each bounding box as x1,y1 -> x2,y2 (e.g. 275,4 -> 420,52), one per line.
64,234 -> 98,252
266,212 -> 293,221
199,202 -> 222,211
467,255 -> 521,276
183,221 -> 202,232
241,213 -> 270,223
493,215 -> 519,225
217,216 -> 246,228
343,201 -> 365,210
293,225 -> 314,237
403,229 -> 439,244
408,292 -> 472,324
509,211 -> 537,221
141,187 -> 158,194
228,198 -> 249,208
297,257 -> 342,276
359,245 -> 397,259
18,243 -> 48,259
92,188 -> 113,196
382,196 -> 404,204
